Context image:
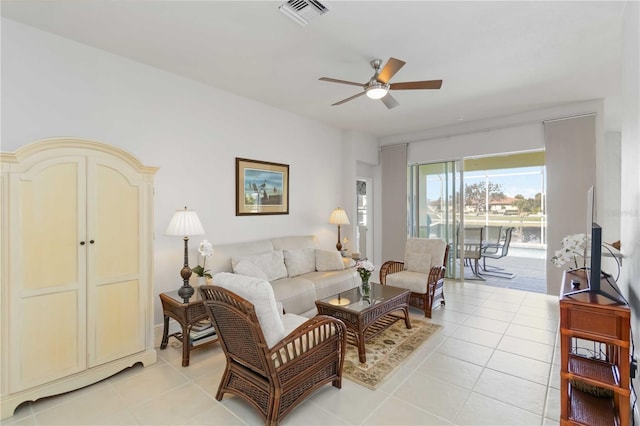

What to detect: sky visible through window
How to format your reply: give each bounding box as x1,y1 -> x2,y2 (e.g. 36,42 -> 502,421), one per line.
463,166 -> 545,200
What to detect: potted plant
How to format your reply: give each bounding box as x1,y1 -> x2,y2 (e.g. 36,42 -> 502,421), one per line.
192,240 -> 213,286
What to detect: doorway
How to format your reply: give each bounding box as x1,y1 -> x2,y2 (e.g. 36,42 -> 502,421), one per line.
408,151 -> 547,292
355,178 -> 373,259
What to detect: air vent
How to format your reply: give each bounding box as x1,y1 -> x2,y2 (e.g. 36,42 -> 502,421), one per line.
279,0 -> 329,27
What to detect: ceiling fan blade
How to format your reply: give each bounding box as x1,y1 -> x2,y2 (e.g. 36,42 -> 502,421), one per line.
390,80 -> 443,90
331,91 -> 366,106
381,93 -> 399,109
377,57 -> 406,84
319,77 -> 365,87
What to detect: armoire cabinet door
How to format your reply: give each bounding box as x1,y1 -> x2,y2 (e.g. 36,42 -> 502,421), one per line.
87,156 -> 146,366
10,156 -> 88,391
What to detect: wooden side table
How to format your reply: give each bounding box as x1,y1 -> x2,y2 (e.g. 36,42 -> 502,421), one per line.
559,270 -> 630,425
159,290 -> 218,367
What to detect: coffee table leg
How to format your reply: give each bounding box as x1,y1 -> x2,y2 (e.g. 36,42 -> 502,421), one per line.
403,307 -> 412,329
357,331 -> 367,363
160,315 -> 170,349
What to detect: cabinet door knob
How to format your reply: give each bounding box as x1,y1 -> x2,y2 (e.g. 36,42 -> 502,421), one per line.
80,241 -> 86,245
89,240 -> 95,244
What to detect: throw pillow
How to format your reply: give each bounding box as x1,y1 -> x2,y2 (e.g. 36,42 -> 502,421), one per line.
283,248 -> 316,277
232,260 -> 268,280
268,250 -> 288,281
211,272 -> 284,348
231,250 -> 288,282
315,249 -> 345,272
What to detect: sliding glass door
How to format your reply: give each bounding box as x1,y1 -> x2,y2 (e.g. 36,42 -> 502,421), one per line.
409,161 -> 463,279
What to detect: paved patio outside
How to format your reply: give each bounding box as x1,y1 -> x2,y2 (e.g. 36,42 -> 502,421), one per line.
463,246 -> 548,294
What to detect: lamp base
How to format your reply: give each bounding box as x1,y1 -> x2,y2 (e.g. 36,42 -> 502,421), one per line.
178,283 -> 195,302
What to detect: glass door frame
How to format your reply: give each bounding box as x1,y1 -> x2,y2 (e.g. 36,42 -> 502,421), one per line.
409,160 -> 464,280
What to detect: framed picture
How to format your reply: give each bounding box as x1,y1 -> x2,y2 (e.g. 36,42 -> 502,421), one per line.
236,158 -> 289,216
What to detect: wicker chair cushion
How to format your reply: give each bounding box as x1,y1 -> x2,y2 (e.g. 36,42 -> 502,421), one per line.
315,249 -> 345,272
232,260 -> 268,280
212,272 -> 285,348
283,248 -> 316,277
404,238 -> 447,273
385,270 -> 431,294
282,313 -> 308,334
231,250 -> 288,281
272,313 -> 337,368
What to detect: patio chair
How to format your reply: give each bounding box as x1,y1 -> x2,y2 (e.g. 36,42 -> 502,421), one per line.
459,226 -> 484,279
481,226 -> 515,279
199,273 -> 346,426
379,238 -> 449,318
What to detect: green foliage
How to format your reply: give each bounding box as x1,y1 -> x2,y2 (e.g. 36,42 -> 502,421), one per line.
511,192 -> 542,214
464,182 -> 505,211
192,265 -> 212,279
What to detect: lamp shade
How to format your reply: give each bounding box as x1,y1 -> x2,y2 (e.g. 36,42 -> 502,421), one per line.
165,207 -> 205,236
329,207 -> 350,225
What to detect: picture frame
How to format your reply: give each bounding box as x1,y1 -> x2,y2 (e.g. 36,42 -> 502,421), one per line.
236,158 -> 289,216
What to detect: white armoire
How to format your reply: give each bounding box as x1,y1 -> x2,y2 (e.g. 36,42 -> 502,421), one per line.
1,138 -> 158,418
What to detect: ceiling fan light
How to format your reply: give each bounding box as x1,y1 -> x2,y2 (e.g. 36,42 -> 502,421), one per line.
366,83 -> 389,99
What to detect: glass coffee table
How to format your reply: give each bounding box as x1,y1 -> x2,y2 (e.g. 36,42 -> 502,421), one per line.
315,283 -> 411,363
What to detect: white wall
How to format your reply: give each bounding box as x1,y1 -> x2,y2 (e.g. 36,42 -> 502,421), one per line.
341,130 -> 379,263
1,19 -> 349,325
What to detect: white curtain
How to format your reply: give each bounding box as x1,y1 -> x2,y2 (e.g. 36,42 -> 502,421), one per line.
544,114 -> 596,295
381,144 -> 408,262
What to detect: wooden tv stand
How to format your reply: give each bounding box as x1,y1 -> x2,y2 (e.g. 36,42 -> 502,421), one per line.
559,269 -> 630,425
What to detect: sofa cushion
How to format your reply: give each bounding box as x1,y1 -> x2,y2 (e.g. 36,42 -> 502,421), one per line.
302,269 -> 359,300
315,249 -> 345,272
231,250 -> 288,281
283,248 -> 316,277
270,277 -> 317,316
212,272 -> 285,348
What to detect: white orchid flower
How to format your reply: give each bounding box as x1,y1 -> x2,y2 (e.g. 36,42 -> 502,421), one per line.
198,240 -> 214,258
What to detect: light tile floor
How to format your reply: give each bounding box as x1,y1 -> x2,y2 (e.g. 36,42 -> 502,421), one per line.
4,280 -> 561,425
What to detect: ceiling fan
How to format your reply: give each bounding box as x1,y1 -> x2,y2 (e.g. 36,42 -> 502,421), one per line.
319,57 -> 442,109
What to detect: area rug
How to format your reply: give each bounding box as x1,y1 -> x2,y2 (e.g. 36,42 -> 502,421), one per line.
342,319 -> 442,390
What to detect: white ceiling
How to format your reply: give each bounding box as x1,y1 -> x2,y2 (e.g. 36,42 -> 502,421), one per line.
1,1 -> 627,138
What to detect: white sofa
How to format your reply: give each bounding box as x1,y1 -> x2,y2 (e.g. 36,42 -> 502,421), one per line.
209,235 -> 359,317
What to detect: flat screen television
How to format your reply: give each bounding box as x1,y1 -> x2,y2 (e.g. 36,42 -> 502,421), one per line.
587,222 -> 602,291
565,187 -> 623,303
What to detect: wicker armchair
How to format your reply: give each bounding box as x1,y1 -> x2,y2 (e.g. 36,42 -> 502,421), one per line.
379,238 -> 449,318
199,283 -> 346,426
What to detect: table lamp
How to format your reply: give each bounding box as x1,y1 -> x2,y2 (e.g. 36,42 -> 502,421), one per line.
165,206 -> 205,302
329,207 -> 350,251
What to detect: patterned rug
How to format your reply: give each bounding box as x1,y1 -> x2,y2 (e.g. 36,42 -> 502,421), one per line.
342,319 -> 442,390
